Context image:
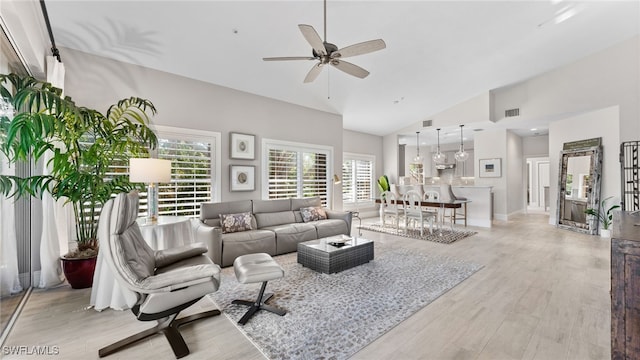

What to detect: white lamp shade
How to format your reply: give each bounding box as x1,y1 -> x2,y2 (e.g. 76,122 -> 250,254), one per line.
129,158 -> 172,183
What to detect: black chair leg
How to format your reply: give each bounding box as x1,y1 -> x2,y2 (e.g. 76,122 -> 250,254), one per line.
232,281 -> 286,325
98,310 -> 220,358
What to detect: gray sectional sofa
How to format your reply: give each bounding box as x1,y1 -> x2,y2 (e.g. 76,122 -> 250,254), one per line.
194,197 -> 352,267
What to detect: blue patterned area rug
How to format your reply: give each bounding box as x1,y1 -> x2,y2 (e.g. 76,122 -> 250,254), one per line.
209,244 -> 482,360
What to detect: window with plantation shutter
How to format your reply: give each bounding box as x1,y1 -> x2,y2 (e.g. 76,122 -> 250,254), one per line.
82,127 -> 221,219
263,140 -> 333,207
154,127 -> 221,218
267,149 -> 298,200
342,153 -> 375,209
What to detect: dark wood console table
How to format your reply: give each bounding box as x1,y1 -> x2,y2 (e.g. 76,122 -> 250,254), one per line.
611,211 -> 640,359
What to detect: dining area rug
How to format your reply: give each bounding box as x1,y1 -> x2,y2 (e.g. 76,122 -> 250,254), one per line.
209,243 -> 482,360
359,223 -> 477,244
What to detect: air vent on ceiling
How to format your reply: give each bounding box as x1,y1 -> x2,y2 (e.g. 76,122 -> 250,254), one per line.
505,108 -> 520,117
422,120 -> 433,127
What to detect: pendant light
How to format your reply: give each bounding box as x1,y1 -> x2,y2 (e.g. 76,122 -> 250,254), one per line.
454,124 -> 469,162
413,131 -> 423,163
432,128 -> 446,164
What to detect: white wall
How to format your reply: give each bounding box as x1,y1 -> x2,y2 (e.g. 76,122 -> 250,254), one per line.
343,129 -> 384,214
506,131 -> 524,216
382,133 -> 400,184
548,106 -> 620,225
523,135 -> 549,157
474,128 -> 508,219
492,35 -> 640,142
61,47 -> 345,207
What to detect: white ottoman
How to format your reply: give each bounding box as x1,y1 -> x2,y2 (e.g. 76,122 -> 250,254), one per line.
232,253 -> 286,325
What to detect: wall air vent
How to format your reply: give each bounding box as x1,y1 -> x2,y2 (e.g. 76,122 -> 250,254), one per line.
505,108 -> 520,117
422,120 -> 433,127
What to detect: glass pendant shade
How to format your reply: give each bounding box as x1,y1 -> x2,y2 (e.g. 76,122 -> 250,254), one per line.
455,146 -> 469,162
413,131 -> 423,163
454,124 -> 469,162
432,128 -> 446,164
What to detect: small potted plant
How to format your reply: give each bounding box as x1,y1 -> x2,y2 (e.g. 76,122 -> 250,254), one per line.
377,175 -> 390,197
584,196 -> 620,237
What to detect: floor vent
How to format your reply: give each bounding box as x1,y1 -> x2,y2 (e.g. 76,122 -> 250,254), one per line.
505,108 -> 520,117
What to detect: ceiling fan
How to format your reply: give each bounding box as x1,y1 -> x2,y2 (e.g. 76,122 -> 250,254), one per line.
263,0 -> 386,83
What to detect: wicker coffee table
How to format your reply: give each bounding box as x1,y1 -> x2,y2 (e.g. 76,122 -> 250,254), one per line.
297,235 -> 374,274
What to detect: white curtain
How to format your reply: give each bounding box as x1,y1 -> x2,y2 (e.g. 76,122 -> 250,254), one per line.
38,56 -> 70,288
0,156 -> 23,297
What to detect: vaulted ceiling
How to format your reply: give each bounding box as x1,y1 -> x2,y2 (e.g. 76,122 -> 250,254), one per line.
45,1 -> 640,141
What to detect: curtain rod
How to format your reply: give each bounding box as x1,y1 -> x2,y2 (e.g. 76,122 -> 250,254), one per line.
39,0 -> 61,62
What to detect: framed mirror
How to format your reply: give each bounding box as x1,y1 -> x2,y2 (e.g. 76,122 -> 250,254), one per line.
556,142 -> 603,235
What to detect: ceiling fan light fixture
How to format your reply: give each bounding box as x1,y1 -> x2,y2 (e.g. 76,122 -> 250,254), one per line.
262,0 -> 385,83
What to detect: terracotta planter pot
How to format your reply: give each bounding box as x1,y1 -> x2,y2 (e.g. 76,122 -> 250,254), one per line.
61,256 -> 97,289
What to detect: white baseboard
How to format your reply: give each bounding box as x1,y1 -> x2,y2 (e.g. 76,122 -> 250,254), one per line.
33,270 -> 41,287
494,214 -> 508,221
506,209 -> 525,220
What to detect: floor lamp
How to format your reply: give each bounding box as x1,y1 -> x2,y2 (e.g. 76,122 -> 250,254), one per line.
129,158 -> 172,223
332,174 -> 341,210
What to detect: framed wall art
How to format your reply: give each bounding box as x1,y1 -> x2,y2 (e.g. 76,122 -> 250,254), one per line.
479,158 -> 502,178
230,165 -> 255,191
230,132 -> 255,160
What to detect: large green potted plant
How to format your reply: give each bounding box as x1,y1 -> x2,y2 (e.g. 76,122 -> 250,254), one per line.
584,196 -> 620,238
0,73 -> 158,288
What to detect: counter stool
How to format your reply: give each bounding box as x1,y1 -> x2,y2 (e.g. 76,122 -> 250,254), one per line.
232,253 -> 286,325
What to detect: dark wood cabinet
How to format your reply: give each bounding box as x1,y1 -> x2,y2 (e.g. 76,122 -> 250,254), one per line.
611,211 -> 640,360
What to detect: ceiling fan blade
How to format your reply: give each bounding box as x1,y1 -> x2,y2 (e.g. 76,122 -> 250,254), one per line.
330,60 -> 370,79
304,63 -> 323,83
298,24 -> 326,56
263,56 -> 316,61
332,39 -> 386,59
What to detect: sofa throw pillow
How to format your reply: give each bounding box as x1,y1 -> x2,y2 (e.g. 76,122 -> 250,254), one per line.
220,212 -> 253,234
300,206 -> 327,222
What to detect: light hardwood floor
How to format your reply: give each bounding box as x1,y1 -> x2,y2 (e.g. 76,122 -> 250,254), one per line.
2,213 -> 610,359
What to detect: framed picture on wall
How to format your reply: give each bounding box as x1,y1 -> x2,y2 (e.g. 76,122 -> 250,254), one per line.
230,132 -> 255,160
230,165 -> 255,191
479,158 -> 502,178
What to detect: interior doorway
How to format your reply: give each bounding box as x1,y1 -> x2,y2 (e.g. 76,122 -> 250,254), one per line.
526,157 -> 550,213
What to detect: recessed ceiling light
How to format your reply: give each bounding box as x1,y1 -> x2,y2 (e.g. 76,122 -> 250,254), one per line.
530,128 -> 537,131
